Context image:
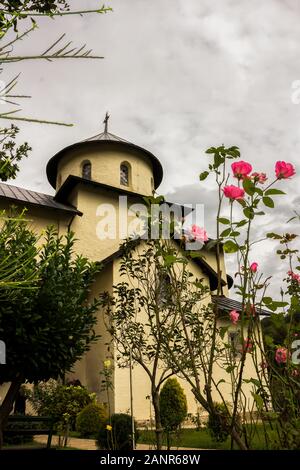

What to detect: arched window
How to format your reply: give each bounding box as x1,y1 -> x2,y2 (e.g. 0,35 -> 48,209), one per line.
82,161 -> 91,180
120,162 -> 130,186
157,273 -> 171,306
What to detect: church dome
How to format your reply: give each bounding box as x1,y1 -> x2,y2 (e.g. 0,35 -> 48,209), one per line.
46,119 -> 163,194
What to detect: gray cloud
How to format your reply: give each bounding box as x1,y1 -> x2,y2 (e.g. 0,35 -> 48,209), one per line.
2,0 -> 300,301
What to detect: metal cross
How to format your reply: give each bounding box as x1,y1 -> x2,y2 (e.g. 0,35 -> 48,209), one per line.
103,112 -> 110,133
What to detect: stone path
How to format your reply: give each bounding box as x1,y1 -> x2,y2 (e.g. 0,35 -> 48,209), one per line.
34,435 -> 200,451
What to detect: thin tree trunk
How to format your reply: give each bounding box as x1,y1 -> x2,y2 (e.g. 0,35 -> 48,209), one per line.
0,376 -> 23,449
152,389 -> 163,450
167,431 -> 170,450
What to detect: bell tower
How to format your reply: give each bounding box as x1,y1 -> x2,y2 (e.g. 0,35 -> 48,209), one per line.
46,114 -> 163,197
45,115 -> 164,262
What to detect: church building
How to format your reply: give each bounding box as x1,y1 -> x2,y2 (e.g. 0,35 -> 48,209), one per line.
0,118 -> 267,421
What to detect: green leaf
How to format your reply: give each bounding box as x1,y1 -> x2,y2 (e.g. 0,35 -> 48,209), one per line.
262,297 -> 272,305
252,393 -> 264,410
263,196 -> 274,208
264,189 -> 286,196
243,207 -> 254,219
214,153 -> 225,168
236,219 -> 248,227
199,171 -> 209,181
164,255 -> 177,267
205,147 -> 217,154
266,232 -> 282,240
220,228 -> 231,238
272,301 -> 288,308
223,240 -> 239,253
243,178 -> 256,196
218,217 -> 230,225
237,199 -> 247,208
254,188 -> 263,196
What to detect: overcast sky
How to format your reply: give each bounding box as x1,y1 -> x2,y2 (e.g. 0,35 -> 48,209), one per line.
3,0 -> 300,299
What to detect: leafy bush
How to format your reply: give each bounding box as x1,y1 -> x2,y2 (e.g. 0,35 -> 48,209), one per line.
207,403 -> 231,442
28,379 -> 95,430
160,378 -> 187,431
76,403 -> 107,437
96,413 -> 139,451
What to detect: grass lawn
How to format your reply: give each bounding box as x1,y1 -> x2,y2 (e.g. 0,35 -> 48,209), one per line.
138,425 -> 277,450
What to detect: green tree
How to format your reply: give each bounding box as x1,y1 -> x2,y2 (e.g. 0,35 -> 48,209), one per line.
76,402 -> 108,438
99,236 -> 186,450
0,224 -> 101,448
160,378 -> 187,449
29,379 -> 96,446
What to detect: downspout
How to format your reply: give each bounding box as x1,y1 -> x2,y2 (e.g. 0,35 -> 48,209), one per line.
67,214 -> 76,233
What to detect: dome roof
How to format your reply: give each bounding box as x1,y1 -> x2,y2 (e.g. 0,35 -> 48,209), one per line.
46,128 -> 163,190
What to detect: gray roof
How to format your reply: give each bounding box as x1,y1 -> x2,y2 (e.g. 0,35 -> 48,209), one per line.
212,295 -> 271,317
0,182 -> 81,215
46,129 -> 163,190
84,130 -> 131,144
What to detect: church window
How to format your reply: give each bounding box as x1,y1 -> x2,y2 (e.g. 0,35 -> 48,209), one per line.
151,177 -> 154,193
228,330 -> 242,358
120,163 -> 130,186
82,161 -> 91,180
157,273 -> 171,306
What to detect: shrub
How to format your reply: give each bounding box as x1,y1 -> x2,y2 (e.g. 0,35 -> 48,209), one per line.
28,379 -> 95,430
76,403 -> 107,437
160,378 -> 187,449
96,413 -> 139,451
160,378 -> 187,431
207,403 -> 231,442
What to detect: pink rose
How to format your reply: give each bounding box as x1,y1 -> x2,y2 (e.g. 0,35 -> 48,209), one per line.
229,310 -> 239,325
250,262 -> 258,273
275,161 -> 295,179
275,347 -> 288,364
288,271 -> 300,283
188,225 -> 208,243
223,185 -> 245,200
252,172 -> 267,184
231,161 -> 252,180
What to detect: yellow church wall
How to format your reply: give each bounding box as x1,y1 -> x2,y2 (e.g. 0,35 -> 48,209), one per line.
111,245 -> 208,420
110,243 -> 260,422
67,184 -> 147,263
57,145 -> 154,196
66,262 -> 115,410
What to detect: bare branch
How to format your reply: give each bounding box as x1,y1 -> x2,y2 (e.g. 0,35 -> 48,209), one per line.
0,115 -> 73,126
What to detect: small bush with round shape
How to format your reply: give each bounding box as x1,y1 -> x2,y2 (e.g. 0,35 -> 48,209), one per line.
96,413 -> 139,451
76,403 -> 107,437
160,378 -> 188,431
